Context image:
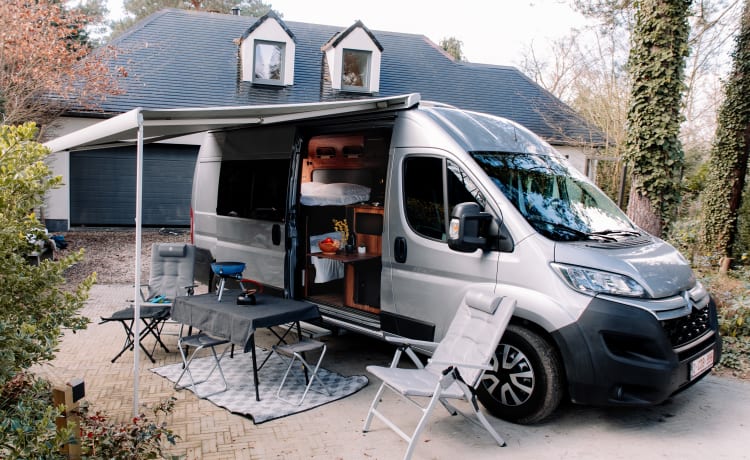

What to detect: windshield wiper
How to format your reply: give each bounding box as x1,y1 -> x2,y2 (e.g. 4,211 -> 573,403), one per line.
526,217 -> 617,242
590,229 -> 641,238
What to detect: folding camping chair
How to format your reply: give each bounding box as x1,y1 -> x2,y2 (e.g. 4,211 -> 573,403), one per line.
100,243 -> 196,363
363,292 -> 516,460
272,338 -> 332,405
174,324 -> 230,398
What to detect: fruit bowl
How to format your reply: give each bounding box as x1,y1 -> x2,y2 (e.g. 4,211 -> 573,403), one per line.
318,239 -> 340,254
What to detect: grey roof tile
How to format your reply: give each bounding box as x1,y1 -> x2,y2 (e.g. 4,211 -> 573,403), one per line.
72,8 -> 604,146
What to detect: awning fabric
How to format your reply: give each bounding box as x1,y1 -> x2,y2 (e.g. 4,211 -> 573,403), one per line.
45,93 -> 420,153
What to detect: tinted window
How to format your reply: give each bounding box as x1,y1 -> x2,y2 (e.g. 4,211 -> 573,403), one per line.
217,159 -> 289,222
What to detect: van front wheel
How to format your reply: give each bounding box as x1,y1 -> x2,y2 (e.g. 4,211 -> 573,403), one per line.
476,324 -> 563,424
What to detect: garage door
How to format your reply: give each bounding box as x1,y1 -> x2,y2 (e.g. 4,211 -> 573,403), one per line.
70,145 -> 198,226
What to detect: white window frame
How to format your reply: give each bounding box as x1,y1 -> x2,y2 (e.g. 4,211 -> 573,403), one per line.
341,49 -> 372,92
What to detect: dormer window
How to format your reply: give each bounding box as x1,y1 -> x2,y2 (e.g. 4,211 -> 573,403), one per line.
239,12 -> 295,86
253,40 -> 285,83
322,21 -> 383,93
342,49 -> 371,90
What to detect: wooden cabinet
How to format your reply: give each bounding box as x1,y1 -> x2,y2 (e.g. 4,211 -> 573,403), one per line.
351,204 -> 384,256
306,205 -> 384,313
311,252 -> 380,313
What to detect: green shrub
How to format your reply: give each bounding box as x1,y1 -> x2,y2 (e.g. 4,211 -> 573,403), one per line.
0,372 -> 70,459
0,123 -> 93,455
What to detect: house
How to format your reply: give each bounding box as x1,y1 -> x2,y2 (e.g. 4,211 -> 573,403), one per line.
44,8 -> 605,231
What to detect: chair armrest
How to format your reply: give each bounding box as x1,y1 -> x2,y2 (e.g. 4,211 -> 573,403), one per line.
428,360 -> 492,371
382,332 -> 439,352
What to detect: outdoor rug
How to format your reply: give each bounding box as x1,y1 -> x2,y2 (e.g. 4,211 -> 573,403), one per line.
151,346 -> 369,424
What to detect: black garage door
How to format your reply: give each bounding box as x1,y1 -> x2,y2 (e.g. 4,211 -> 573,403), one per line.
70,145 -> 198,227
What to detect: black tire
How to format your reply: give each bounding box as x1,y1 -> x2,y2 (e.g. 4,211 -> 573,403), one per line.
477,324 -> 563,424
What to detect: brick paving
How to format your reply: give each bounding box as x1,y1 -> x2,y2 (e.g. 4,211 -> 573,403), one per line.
34,284 -> 521,460
33,284 -> 750,459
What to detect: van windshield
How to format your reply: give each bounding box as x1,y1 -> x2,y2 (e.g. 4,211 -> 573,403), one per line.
471,151 -> 638,242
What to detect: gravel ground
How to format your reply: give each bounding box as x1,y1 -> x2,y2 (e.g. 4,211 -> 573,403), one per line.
58,228 -> 190,286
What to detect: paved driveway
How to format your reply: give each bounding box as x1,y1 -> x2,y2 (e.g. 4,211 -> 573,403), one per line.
35,284 -> 749,459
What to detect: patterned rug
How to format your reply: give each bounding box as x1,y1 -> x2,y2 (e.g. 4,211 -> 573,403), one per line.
151,346 -> 369,424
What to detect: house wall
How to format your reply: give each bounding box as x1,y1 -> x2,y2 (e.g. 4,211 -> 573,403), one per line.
556,145 -> 597,180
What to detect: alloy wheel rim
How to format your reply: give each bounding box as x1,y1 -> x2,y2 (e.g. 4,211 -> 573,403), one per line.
482,343 -> 535,406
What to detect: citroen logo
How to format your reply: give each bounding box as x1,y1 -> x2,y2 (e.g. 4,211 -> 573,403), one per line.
683,291 -> 696,311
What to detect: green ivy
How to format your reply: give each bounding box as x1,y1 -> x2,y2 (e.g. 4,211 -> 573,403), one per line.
700,2 -> 750,259
624,0 -> 691,232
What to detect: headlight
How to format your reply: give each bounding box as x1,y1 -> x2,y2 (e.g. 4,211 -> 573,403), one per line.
551,263 -> 646,297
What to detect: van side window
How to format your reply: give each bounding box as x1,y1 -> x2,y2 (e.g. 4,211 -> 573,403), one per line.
403,157 -> 483,241
217,159 -> 289,222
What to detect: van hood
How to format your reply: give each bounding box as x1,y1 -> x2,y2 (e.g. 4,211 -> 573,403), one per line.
554,236 -> 695,299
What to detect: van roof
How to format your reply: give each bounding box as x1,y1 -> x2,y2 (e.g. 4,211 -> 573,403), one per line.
420,106 -> 559,156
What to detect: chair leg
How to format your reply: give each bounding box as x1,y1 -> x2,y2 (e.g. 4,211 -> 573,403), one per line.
402,383 -> 447,460
363,381 -> 388,432
468,395 -> 506,447
275,344 -> 331,405
174,343 -> 229,398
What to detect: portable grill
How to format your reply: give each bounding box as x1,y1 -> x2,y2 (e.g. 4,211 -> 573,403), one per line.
211,261 -> 246,302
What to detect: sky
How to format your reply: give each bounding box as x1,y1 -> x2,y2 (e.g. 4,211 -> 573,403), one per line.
106,0 -> 589,66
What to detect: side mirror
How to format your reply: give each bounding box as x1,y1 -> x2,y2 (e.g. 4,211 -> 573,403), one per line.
447,202 -> 494,252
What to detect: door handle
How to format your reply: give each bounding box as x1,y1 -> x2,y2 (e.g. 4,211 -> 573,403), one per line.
272,224 -> 281,246
394,236 -> 407,263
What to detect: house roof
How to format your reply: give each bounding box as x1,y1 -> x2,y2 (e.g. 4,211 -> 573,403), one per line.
72,8 -> 604,146
322,19 -> 384,52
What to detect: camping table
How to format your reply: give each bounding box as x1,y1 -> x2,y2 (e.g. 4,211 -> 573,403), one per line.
171,292 -> 320,401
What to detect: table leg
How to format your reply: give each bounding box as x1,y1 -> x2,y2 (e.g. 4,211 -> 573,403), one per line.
250,333 -> 260,401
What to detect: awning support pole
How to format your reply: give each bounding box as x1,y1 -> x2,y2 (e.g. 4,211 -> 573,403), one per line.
133,111 -> 144,416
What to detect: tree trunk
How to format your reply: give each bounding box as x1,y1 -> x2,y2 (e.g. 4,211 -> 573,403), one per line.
627,184 -> 662,236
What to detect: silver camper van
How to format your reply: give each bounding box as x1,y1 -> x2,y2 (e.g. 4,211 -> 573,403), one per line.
190,95 -> 721,423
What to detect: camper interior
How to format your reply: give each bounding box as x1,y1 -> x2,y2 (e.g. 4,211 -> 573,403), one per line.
298,130 -> 390,315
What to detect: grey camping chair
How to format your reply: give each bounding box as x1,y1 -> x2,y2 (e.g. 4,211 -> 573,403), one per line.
101,243 -> 196,363
363,292 -> 516,460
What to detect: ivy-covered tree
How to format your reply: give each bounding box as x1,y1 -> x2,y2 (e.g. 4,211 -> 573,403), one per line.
700,0 -> 750,269
0,123 -> 93,458
623,0 -> 691,236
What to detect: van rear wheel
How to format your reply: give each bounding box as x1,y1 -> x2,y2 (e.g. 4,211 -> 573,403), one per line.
477,324 -> 563,424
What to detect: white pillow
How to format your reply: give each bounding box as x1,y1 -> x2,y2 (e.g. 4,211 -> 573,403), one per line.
300,182 -> 371,206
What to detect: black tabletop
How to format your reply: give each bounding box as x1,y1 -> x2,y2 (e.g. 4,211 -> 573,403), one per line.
172,292 -> 320,352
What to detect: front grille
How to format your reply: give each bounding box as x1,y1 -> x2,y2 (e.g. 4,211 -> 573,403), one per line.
661,305 -> 712,349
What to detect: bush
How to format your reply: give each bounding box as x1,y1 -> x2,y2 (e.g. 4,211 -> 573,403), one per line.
0,372 -> 70,459
0,123 -> 93,455
77,398 -> 181,460
698,267 -> 750,375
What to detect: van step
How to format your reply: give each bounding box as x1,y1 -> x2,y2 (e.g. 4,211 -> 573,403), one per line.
283,321 -> 332,339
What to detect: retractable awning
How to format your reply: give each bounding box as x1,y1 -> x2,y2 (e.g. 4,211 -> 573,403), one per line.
44,92 -> 420,417
45,93 -> 420,153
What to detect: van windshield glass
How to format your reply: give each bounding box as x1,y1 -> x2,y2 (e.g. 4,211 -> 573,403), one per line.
471,151 -> 637,242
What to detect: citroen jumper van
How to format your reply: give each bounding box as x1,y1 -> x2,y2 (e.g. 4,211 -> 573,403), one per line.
190,96 -> 721,423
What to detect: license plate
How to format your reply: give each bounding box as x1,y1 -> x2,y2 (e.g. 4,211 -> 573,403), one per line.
690,349 -> 714,380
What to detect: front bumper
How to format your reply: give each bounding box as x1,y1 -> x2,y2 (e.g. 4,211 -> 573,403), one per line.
553,294 -> 722,406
